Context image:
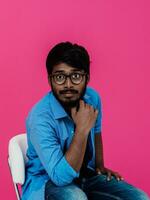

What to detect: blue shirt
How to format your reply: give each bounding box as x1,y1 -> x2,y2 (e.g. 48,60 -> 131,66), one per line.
22,87 -> 102,200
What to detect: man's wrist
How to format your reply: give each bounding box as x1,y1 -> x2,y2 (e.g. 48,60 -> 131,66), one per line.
75,125 -> 90,136
74,129 -> 89,142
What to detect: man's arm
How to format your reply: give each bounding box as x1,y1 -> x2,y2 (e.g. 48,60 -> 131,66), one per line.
95,133 -> 124,181
65,129 -> 88,172
65,100 -> 98,172
95,133 -> 104,168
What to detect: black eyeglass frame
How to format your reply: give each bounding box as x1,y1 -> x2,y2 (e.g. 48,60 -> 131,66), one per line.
49,72 -> 87,85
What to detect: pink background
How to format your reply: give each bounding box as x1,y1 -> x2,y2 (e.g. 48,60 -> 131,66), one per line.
0,0 -> 150,198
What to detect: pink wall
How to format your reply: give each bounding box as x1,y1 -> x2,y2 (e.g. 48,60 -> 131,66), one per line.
0,0 -> 150,198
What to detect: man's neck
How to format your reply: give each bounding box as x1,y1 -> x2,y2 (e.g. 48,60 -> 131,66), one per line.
64,107 -> 72,118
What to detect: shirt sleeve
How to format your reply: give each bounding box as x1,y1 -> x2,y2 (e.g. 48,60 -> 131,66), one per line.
94,93 -> 102,134
27,113 -> 79,186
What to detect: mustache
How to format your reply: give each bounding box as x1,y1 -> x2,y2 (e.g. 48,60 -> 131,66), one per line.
59,89 -> 78,94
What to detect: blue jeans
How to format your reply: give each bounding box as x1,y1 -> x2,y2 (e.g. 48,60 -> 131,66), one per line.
45,174 -> 149,200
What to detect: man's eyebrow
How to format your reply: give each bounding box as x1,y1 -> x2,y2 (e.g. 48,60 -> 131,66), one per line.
53,69 -> 84,73
71,69 -> 84,72
53,70 -> 65,73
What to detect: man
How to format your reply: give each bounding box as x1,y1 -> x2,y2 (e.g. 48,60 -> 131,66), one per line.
22,42 -> 149,200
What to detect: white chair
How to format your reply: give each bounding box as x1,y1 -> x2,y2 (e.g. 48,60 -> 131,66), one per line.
8,133 -> 28,200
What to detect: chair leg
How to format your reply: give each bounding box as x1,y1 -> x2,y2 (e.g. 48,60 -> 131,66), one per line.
14,183 -> 21,200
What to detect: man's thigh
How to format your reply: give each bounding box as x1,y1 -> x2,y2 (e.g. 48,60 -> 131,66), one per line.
83,174 -> 149,200
45,180 -> 88,200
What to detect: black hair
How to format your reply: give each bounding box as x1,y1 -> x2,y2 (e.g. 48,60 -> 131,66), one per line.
46,42 -> 90,75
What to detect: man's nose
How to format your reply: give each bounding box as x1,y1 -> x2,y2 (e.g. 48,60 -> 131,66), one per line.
64,77 -> 73,88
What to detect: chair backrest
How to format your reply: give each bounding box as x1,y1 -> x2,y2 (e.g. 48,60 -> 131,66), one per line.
8,133 -> 28,185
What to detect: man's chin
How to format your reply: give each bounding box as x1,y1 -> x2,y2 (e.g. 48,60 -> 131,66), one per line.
60,99 -> 79,108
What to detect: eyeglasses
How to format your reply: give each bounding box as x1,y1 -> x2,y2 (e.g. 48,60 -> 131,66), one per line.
50,72 -> 87,85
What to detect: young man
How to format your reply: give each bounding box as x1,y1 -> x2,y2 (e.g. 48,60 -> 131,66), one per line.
22,42 -> 149,200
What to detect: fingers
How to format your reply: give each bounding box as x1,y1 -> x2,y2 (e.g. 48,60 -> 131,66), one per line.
96,168 -> 102,175
94,109 -> 98,117
85,103 -> 98,121
107,171 -> 124,182
107,171 -> 112,181
71,107 -> 77,117
117,176 -> 124,181
96,167 -> 124,182
77,101 -> 98,127
114,172 -> 124,181
72,100 -> 86,113
80,101 -> 98,114
79,100 -> 85,109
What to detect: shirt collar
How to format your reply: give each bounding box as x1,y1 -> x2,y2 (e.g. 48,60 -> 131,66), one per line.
50,92 -> 68,119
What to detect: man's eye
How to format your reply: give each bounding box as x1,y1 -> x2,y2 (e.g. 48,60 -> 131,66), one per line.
56,74 -> 65,80
72,73 -> 81,79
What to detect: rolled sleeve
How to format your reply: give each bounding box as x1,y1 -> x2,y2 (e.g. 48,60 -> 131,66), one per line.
51,156 -> 79,186
28,113 -> 79,186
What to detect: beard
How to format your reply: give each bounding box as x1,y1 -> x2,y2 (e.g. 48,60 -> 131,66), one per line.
51,85 -> 87,110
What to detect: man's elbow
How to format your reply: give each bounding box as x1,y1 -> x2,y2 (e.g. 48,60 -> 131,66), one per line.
50,171 -> 74,187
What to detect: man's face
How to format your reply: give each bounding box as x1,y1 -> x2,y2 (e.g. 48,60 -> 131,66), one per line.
49,63 -> 88,108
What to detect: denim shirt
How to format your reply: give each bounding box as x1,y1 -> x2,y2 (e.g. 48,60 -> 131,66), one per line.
21,87 -> 102,200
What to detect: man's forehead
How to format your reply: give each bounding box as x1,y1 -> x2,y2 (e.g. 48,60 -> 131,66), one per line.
52,63 -> 84,73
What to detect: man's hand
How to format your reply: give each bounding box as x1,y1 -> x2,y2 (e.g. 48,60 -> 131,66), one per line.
96,166 -> 124,181
71,100 -> 98,136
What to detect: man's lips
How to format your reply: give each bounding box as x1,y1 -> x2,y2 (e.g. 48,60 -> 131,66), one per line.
63,91 -> 73,94
60,90 -> 78,94
63,93 -> 74,97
